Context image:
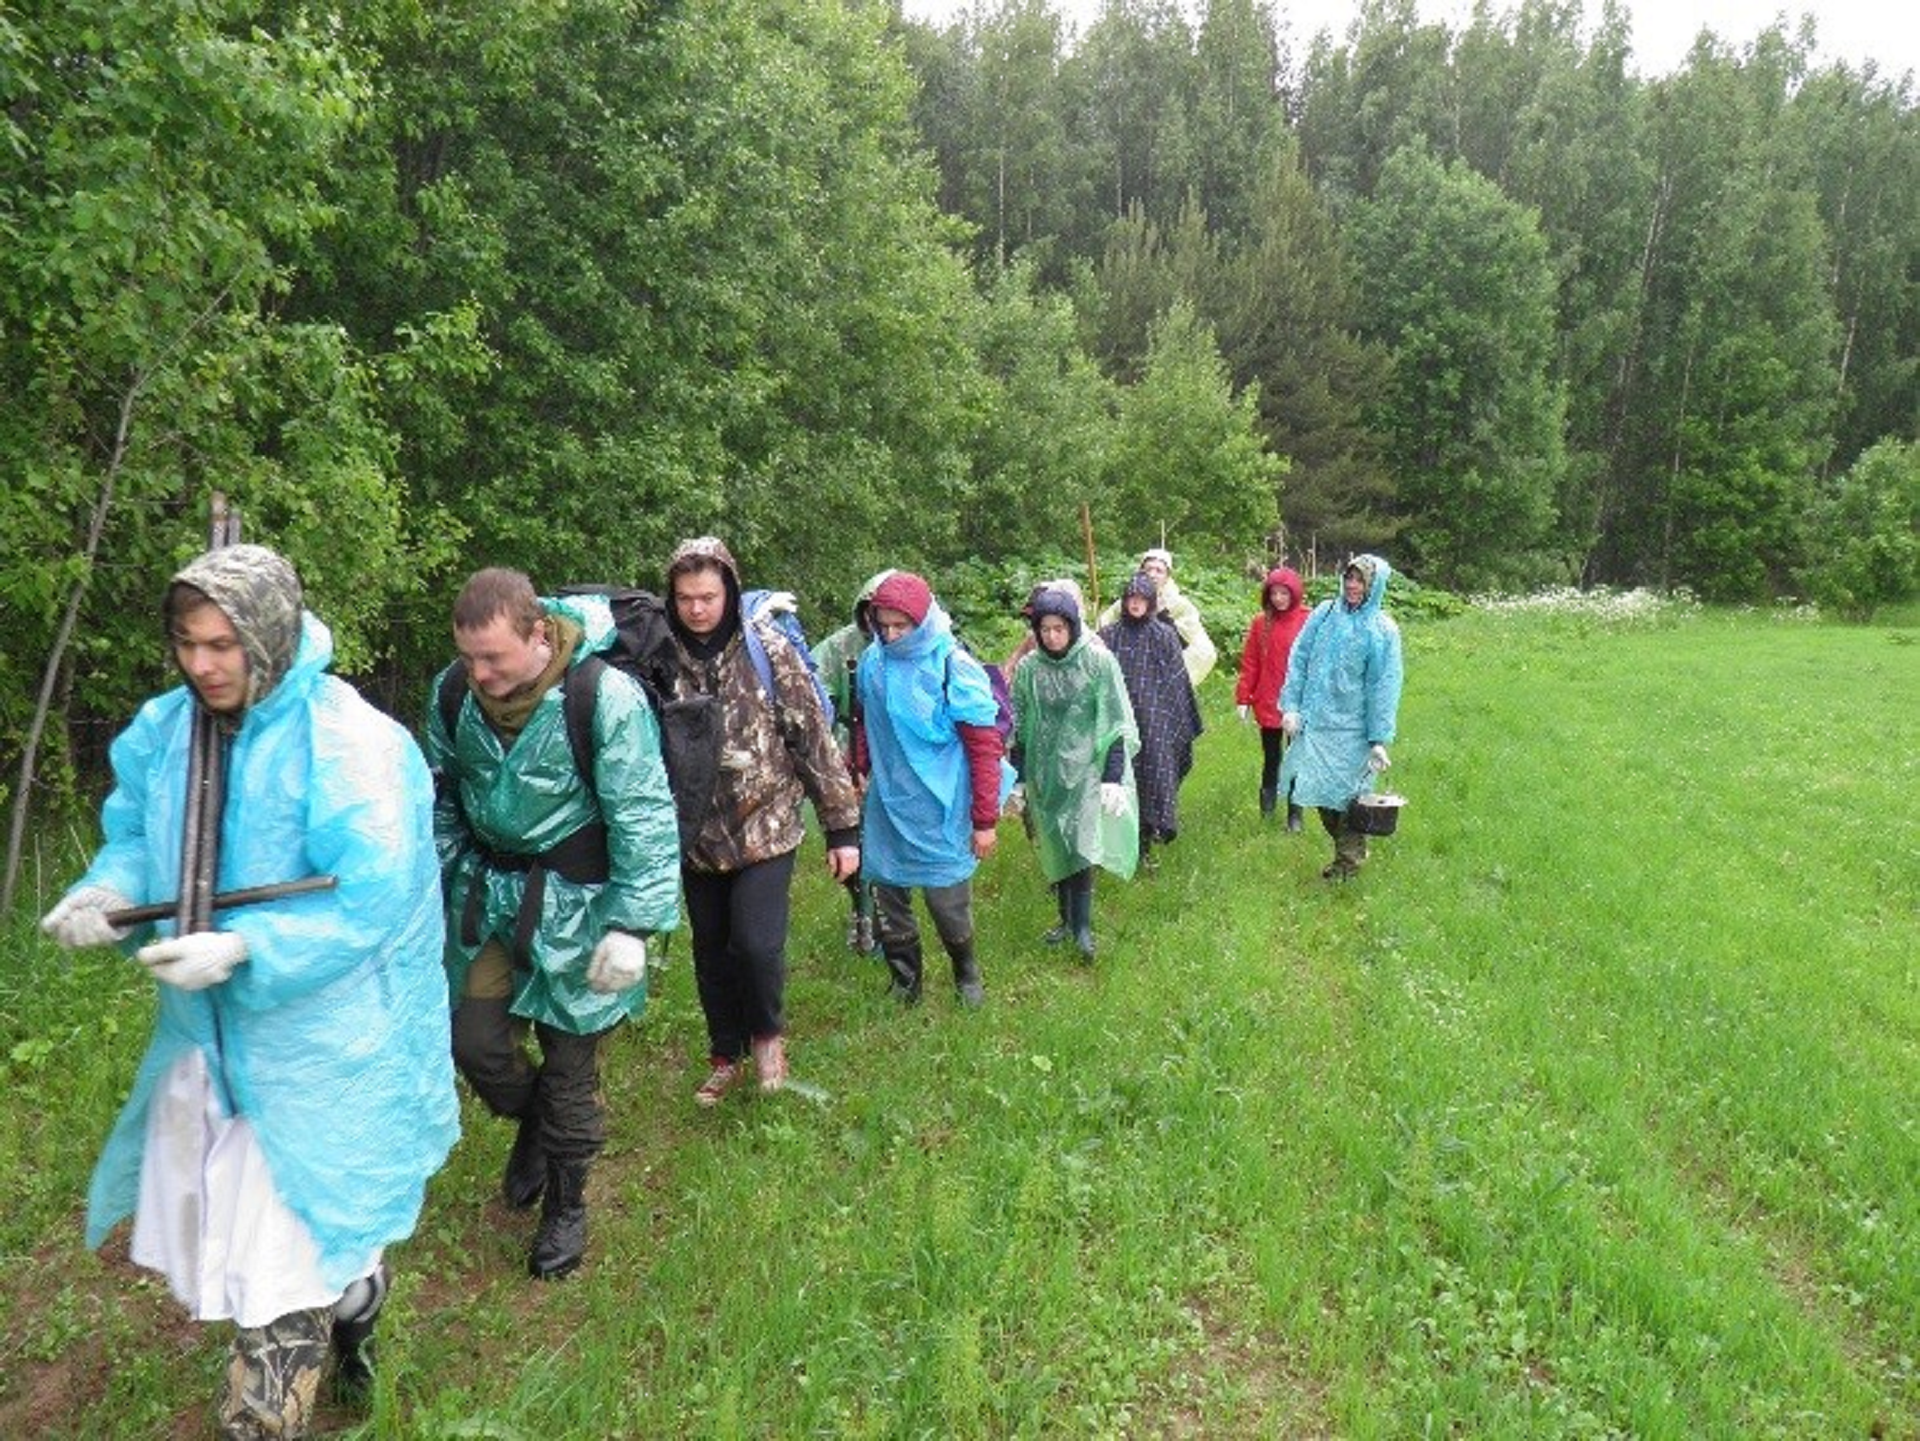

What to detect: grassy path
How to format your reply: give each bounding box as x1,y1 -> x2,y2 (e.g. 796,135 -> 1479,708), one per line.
3,606 -> 1915,1437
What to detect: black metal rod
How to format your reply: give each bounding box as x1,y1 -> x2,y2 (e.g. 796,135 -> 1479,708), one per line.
107,874 -> 338,929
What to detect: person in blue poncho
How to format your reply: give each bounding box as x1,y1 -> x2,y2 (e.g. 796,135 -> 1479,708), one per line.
428,567 -> 680,1280
1279,553 -> 1405,881
39,544 -> 459,1438
852,572 -> 1007,1006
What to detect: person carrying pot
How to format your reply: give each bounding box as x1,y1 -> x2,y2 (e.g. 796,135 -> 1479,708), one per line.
1278,554 -> 1404,881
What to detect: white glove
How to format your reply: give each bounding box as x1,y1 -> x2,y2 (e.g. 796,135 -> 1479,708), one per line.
586,931 -> 647,994
1099,782 -> 1128,817
1235,704 -> 1250,725
758,590 -> 798,617
138,931 -> 247,992
1280,711 -> 1302,738
1003,784 -> 1025,817
1367,744 -> 1391,773
40,885 -> 135,949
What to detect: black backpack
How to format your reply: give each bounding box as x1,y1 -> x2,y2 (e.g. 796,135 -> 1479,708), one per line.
438,587 -> 723,850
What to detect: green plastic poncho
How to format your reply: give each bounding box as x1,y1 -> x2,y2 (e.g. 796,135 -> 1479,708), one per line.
76,550 -> 457,1290
1012,611 -> 1141,884
427,593 -> 681,1035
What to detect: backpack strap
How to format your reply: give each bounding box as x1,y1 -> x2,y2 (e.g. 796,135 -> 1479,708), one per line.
561,655 -> 607,795
436,663 -> 467,751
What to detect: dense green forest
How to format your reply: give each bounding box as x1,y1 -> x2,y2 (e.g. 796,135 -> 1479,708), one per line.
2,1 -> 1916,846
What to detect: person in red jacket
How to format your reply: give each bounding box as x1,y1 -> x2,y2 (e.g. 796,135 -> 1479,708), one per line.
1234,567 -> 1308,829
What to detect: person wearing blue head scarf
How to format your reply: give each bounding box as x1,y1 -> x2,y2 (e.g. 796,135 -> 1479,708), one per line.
1279,554 -> 1405,880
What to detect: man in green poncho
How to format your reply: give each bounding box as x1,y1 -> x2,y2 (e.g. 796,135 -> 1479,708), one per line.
427,567 -> 680,1279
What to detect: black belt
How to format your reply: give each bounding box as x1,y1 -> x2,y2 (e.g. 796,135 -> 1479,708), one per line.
461,821 -> 611,968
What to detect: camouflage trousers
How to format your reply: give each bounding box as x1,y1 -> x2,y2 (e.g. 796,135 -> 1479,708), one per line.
219,1305 -> 332,1439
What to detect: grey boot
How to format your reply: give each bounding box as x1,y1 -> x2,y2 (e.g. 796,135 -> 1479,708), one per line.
529,1159 -> 590,1280
1259,785 -> 1276,818
950,940 -> 984,1007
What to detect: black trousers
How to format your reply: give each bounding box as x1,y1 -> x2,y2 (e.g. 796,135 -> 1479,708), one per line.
683,850 -> 797,1062
451,942 -> 610,1163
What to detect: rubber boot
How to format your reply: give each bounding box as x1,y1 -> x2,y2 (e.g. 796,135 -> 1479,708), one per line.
529,1159 -> 590,1280
883,940 -> 923,1004
1042,883 -> 1071,946
1259,785 -> 1276,818
950,939 -> 984,1008
329,1263 -> 388,1403
501,1112 -> 545,1210
1285,802 -> 1304,834
1069,877 -> 1096,961
222,1306 -> 331,1439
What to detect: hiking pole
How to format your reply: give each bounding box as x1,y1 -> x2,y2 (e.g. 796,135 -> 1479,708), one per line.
1081,501 -> 1099,619
107,875 -> 338,930
178,492 -> 239,1108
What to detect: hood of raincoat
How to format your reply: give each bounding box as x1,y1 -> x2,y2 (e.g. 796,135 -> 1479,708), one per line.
1343,554 -> 1392,615
1028,585 -> 1084,651
1263,567 -> 1304,616
1119,571 -> 1160,618
853,568 -> 897,633
1140,547 -> 1174,573
168,544 -> 303,711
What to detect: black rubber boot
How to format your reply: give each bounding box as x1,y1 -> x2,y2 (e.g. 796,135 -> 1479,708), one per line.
1069,877 -> 1096,961
1259,785 -> 1276,818
501,1112 -> 545,1211
1042,883 -> 1071,946
883,941 -> 923,1003
329,1263 -> 388,1402
1286,803 -> 1304,834
950,940 -> 984,1008
529,1159 -> 589,1280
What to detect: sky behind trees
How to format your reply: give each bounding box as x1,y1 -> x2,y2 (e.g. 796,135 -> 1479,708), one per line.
898,0 -> 1920,79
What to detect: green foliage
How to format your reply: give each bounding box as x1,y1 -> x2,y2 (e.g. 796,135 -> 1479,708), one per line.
1102,301 -> 1283,558
0,2 -> 415,805
1348,146 -> 1568,589
1797,438 -> 1920,620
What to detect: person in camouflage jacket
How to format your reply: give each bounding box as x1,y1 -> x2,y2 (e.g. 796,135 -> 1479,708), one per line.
664,537 -> 861,1105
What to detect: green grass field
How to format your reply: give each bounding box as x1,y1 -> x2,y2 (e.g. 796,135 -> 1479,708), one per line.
3,600 -> 1915,1438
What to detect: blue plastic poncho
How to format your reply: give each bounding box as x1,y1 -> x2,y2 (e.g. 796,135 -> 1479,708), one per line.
77,574 -> 458,1290
857,598 -> 1005,889
426,592 -> 681,1035
1279,554 -> 1404,810
1012,597 -> 1141,884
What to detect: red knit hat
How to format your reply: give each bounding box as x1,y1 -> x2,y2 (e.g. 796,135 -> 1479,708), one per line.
870,571 -> 932,626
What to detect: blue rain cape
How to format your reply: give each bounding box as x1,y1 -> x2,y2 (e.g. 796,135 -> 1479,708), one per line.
857,599 -> 1007,889
1279,554 -> 1405,809
77,613 -> 459,1289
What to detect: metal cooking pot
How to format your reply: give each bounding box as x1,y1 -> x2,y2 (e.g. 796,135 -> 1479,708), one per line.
1346,790 -> 1406,836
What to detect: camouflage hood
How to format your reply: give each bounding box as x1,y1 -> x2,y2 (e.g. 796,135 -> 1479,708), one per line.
168,544 -> 304,710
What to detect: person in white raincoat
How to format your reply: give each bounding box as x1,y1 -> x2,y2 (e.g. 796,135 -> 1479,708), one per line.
40,544 -> 458,1437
